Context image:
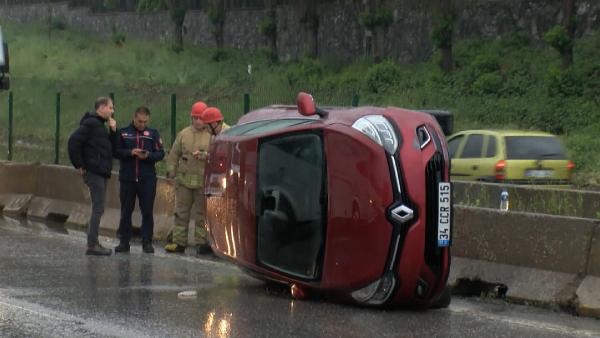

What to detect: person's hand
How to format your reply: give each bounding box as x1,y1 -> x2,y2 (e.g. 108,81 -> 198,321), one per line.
166,171 -> 175,179
138,150 -> 149,160
78,168 -> 85,176
108,117 -> 117,132
193,150 -> 208,160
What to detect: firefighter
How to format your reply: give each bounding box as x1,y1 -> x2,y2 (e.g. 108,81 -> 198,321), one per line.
113,106 -> 165,254
201,107 -> 230,136
164,101 -> 214,254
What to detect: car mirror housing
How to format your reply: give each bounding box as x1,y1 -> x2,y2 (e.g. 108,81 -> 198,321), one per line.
297,92 -> 316,116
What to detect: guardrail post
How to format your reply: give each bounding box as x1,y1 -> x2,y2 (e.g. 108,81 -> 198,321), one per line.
7,91 -> 13,161
170,93 -> 176,146
351,94 -> 359,107
54,92 -> 61,164
243,93 -> 250,114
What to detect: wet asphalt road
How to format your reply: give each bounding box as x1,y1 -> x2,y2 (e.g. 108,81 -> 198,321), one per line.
1,217 -> 600,338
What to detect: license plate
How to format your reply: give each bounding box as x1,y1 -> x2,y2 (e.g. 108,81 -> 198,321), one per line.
438,182 -> 451,247
525,169 -> 553,178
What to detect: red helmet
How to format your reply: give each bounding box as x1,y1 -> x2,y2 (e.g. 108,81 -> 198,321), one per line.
191,101 -> 207,117
202,107 -> 224,124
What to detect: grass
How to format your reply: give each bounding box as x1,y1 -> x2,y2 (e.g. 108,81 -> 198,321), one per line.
1,21 -> 600,185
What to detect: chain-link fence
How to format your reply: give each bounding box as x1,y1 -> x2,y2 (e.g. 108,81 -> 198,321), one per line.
0,86 -> 360,166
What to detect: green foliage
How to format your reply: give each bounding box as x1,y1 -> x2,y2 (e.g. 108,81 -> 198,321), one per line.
544,25 -> 574,54
471,73 -> 503,95
285,59 -> 325,89
208,6 -> 225,26
365,60 -> 402,94
499,31 -> 530,49
430,14 -> 454,49
258,10 -> 277,38
546,66 -> 583,97
359,7 -> 393,31
110,24 -> 126,46
49,17 -> 67,30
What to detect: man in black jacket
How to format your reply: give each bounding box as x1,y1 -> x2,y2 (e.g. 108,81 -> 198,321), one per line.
68,96 -> 116,256
113,106 -> 165,254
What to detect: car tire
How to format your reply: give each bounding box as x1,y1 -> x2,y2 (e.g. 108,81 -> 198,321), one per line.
430,285 -> 452,309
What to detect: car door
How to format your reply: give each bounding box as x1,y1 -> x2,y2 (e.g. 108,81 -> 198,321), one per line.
451,134 -> 485,180
447,134 -> 468,179
475,134 -> 500,181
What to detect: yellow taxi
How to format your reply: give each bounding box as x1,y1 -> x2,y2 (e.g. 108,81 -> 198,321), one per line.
447,130 -> 575,184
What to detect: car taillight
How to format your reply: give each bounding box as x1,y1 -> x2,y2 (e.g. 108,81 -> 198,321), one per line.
495,160 -> 506,180
567,160 -> 575,171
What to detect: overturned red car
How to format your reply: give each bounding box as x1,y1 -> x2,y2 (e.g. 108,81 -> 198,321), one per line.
203,93 -> 452,308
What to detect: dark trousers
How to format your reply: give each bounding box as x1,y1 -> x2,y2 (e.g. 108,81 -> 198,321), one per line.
117,178 -> 157,243
83,171 -> 107,246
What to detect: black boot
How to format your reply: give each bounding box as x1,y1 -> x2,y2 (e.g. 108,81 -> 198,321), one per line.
86,243 -> 112,256
142,241 -> 155,254
196,243 -> 213,255
114,242 -> 130,253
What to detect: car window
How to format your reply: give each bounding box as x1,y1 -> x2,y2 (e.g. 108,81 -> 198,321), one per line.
461,134 -> 484,158
256,132 -> 325,280
505,136 -> 567,160
224,118 -> 316,136
447,135 -> 463,158
485,136 -> 497,157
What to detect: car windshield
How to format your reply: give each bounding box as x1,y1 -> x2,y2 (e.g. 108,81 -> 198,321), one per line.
256,132 -> 326,280
505,136 -> 567,160
224,118 -> 316,136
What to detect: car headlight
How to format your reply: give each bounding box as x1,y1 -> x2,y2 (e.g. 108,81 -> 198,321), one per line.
350,272 -> 396,305
351,115 -> 398,154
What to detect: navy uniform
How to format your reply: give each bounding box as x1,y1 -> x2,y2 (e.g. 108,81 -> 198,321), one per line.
113,123 -> 165,249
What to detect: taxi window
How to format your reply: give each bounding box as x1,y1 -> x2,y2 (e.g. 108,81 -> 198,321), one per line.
485,136 -> 497,157
447,135 -> 463,158
505,136 -> 567,160
461,134 -> 484,158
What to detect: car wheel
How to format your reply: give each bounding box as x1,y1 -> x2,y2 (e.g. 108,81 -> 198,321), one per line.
430,285 -> 451,309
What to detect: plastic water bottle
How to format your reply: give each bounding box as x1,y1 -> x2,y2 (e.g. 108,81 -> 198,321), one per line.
500,188 -> 509,211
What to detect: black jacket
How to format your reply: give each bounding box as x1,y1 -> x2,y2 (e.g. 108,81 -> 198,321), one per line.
113,123 -> 165,182
67,112 -> 114,178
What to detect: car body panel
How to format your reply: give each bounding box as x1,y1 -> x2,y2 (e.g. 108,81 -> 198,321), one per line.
205,103 -> 451,307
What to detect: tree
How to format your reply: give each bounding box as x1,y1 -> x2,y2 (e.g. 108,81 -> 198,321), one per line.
259,0 -> 278,62
138,0 -> 189,52
544,0 -> 576,70
430,0 -> 455,73
299,0 -> 319,59
360,0 -> 393,63
208,0 -> 225,59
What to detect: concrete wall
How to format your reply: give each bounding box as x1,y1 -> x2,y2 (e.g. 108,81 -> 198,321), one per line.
453,205 -> 599,275
453,180 -> 600,219
0,1 -> 599,62
0,161 -> 175,239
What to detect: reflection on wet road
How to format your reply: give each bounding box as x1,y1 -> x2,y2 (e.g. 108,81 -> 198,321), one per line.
1,217 -> 600,337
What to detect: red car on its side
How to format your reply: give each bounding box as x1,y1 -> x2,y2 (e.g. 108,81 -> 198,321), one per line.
203,93 -> 452,308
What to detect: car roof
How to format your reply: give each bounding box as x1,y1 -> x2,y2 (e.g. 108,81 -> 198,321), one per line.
238,104 -> 401,126
451,129 -> 557,137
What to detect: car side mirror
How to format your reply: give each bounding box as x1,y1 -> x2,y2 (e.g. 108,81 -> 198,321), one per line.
297,92 -> 316,116
297,92 -> 327,118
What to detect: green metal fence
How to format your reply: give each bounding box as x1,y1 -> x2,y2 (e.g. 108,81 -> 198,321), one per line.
1,88 -> 359,165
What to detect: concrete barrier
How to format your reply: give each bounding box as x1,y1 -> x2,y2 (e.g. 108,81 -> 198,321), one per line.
0,161 -> 176,240
453,180 -> 600,219
451,205 -> 600,317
